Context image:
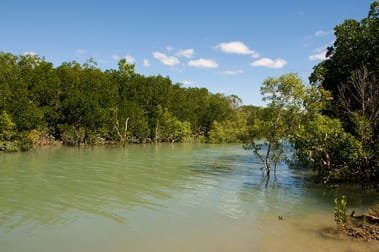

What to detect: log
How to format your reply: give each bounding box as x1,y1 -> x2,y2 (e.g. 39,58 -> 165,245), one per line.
350,211 -> 379,224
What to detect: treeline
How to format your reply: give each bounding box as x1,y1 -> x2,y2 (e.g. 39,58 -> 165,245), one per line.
0,54 -> 251,150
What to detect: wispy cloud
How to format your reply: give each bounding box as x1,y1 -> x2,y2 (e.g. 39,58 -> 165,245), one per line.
181,80 -> 197,85
314,30 -> 332,37
222,69 -> 244,75
250,58 -> 287,69
304,30 -> 333,48
153,51 -> 180,66
124,55 -> 135,64
112,54 -> 120,60
24,51 -> 37,56
166,45 -> 174,52
216,41 -> 259,58
74,49 -> 87,56
308,51 -> 327,61
188,58 -> 218,68
308,41 -> 333,61
143,59 -> 150,67
176,48 -> 194,58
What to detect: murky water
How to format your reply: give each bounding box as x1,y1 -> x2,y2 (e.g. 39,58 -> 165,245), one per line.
0,144 -> 378,251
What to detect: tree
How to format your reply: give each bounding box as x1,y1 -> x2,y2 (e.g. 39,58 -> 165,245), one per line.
308,2 -> 379,182
156,108 -> 192,143
208,109 -> 249,144
118,58 -> 135,78
291,113 -> 363,183
0,51 -> 243,149
310,1 -> 379,96
245,73 -> 305,176
0,111 -> 18,151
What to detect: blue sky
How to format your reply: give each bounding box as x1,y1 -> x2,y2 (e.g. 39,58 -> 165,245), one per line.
0,0 -> 373,106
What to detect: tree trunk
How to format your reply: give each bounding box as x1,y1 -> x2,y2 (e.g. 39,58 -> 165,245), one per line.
264,141 -> 271,176
123,118 -> 129,146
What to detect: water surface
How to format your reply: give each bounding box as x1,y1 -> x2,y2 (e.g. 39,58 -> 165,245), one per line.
0,144 -> 378,251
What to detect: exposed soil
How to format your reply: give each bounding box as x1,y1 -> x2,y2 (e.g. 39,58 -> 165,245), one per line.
343,223 -> 379,241
340,205 -> 379,241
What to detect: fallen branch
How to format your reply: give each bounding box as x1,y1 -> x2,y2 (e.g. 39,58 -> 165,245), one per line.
351,211 -> 379,224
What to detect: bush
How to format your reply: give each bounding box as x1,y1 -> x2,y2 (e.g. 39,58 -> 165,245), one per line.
59,125 -> 86,145
291,114 -> 364,182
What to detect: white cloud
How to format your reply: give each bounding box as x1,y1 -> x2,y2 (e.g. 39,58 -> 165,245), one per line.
176,48 -> 194,58
181,80 -> 197,85
314,30 -> 331,37
222,70 -> 244,75
153,52 -> 180,66
188,58 -> 218,68
250,52 -> 260,58
250,58 -> 287,69
308,51 -> 327,61
74,49 -> 87,55
166,45 -> 174,52
143,59 -> 150,67
216,41 -> 259,58
24,51 -> 37,56
124,54 -> 136,63
112,54 -> 135,63
112,54 -> 120,60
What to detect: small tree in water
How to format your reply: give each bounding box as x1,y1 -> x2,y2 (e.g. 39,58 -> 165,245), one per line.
245,73 -> 305,176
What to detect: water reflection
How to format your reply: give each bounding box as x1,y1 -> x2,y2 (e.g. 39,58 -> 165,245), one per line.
0,144 -> 378,252
0,144 -> 202,231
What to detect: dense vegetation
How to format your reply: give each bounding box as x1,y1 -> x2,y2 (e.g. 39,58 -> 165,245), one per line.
0,2 -> 378,184
306,1 -> 379,183
238,1 -> 378,183
0,55 -> 242,150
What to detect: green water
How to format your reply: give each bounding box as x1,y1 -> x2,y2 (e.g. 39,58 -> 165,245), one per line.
0,144 -> 378,251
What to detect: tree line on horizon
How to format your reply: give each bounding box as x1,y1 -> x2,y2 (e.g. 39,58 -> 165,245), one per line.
0,54 -> 250,148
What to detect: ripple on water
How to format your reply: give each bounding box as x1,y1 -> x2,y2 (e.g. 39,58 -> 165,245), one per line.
0,145 -> 378,252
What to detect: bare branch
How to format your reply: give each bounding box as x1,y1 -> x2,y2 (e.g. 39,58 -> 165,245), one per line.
338,66 -> 379,122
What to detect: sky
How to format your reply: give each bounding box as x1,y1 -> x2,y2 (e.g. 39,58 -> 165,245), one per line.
0,0 -> 374,106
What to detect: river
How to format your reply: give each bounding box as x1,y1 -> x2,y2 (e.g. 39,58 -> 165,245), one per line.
0,144 -> 377,251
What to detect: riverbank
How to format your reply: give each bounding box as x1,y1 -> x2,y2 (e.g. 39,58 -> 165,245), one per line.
338,205 -> 379,241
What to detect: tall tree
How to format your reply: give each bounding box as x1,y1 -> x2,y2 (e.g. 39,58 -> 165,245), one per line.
308,1 -> 379,180
310,1 -> 379,118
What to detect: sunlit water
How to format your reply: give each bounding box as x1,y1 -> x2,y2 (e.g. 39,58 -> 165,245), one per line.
0,144 -> 378,252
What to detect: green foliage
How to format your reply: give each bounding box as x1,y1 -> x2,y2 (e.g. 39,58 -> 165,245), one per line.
0,111 -> 16,140
156,108 -> 192,143
0,111 -> 18,151
310,1 -> 379,100
292,114 -> 363,182
245,73 -> 306,175
208,109 -> 249,143
334,195 -> 348,225
308,2 -> 379,182
59,125 -> 86,145
117,58 -> 135,78
0,111 -> 34,151
0,51 -> 239,150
